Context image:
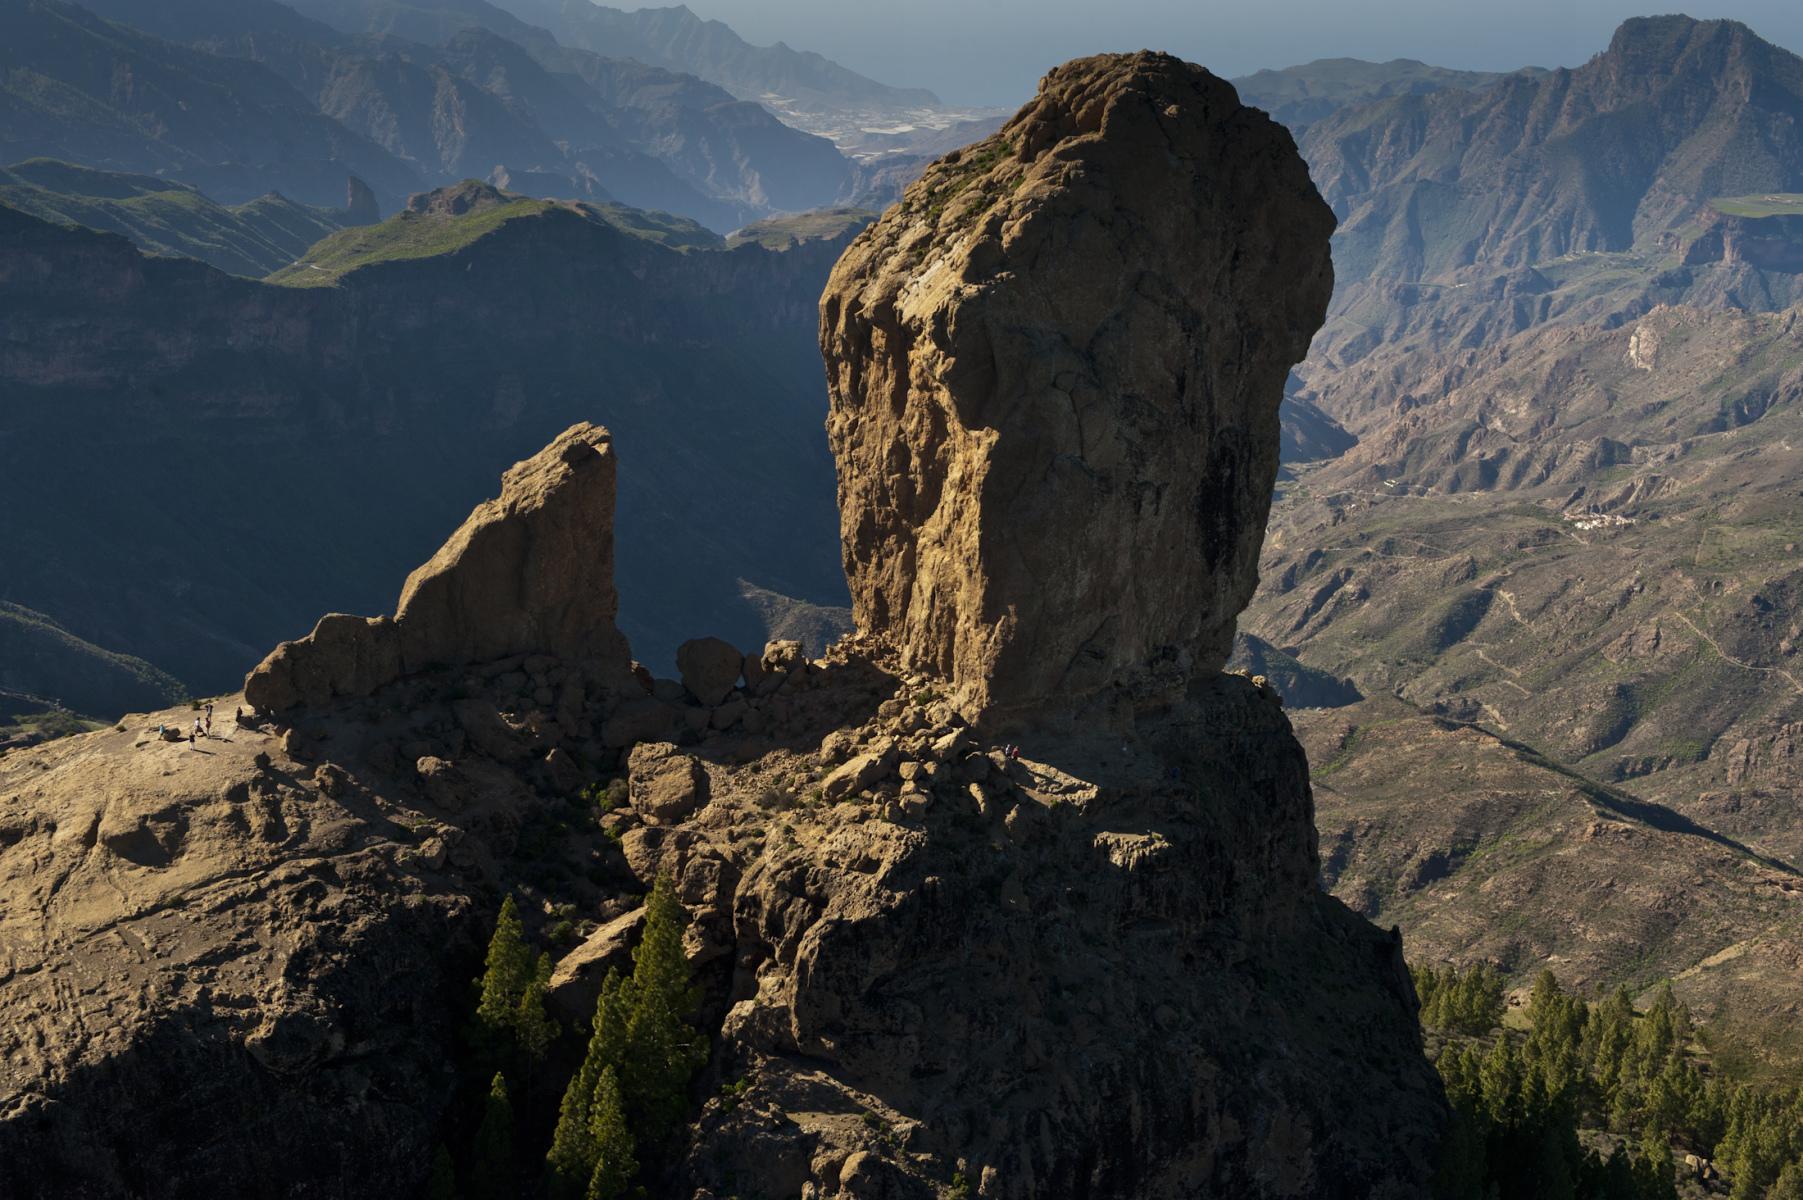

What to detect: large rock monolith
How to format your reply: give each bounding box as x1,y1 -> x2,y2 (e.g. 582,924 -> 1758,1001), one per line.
821,51 -> 1335,721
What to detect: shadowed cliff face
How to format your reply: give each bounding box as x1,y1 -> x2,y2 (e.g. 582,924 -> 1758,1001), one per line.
821,52 -> 1335,725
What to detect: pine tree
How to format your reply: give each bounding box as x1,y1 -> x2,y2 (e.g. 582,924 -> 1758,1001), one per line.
618,873 -> 708,1154
1479,1038 -> 1526,1126
1431,1105 -> 1488,1200
1597,1143 -> 1638,1200
1522,1120 -> 1577,1200
1633,1129 -> 1679,1200
475,896 -> 536,1047
584,1067 -> 638,1200
547,970 -> 634,1199
1770,1161 -> 1803,1200
545,874 -> 706,1195
468,1072 -> 515,1200
513,953 -> 558,1067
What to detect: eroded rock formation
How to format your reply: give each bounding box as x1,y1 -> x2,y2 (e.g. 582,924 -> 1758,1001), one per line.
821,51 -> 1335,722
245,423 -> 632,712
0,51 -> 1444,1200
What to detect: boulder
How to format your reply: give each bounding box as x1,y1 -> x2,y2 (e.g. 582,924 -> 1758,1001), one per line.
820,747 -> 897,801
452,699 -> 529,764
546,907 -> 645,1023
676,637 -> 744,706
627,742 -> 708,824
542,747 -> 589,796
244,424 -> 633,711
820,52 -> 1334,720
414,756 -> 470,813
244,614 -> 400,713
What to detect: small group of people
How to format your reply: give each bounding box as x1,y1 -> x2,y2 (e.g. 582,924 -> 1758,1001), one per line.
1000,742 -> 1023,761
155,703 -> 216,748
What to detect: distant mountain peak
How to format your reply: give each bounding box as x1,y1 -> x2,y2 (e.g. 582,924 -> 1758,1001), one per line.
1299,12 -> 1803,288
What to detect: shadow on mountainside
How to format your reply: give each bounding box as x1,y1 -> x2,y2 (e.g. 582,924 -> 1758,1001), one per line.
1443,716 -> 1802,877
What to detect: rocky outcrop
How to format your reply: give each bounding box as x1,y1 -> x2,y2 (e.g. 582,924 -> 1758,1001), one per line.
1,51 -> 1445,1200
244,424 -> 632,712
1670,209 -> 1803,274
821,52 -> 1334,722
622,656 -> 1445,1199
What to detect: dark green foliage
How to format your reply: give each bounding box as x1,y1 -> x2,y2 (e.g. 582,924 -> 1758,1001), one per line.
1429,968 -> 1803,1200
582,778 -> 629,816
1716,1085 -> 1803,1199
546,875 -> 706,1198
584,1067 -> 638,1200
476,897 -> 535,1033
514,963 -> 558,1066
471,898 -> 560,1091
1415,963 -> 1507,1035
468,1073 -> 514,1200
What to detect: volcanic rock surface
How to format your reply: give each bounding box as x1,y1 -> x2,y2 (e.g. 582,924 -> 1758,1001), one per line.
244,423 -> 632,712
820,51 -> 1335,723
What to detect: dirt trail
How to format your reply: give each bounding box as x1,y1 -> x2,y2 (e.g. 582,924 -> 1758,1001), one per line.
1670,610 -> 1803,696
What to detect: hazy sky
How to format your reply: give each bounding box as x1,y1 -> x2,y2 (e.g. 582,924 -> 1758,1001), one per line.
671,0 -> 1803,107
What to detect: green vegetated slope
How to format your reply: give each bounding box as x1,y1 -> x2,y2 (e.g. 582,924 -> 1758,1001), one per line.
0,158 -> 348,276
1713,194 -> 1803,219
0,602 -> 187,720
270,193 -> 555,284
724,206 -> 874,251
0,185 -> 858,711
271,183 -> 721,286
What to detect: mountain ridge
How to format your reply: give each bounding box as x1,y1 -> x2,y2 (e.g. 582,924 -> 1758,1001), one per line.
0,186 -> 858,704
1302,15 -> 1803,291
22,0 -> 860,230
0,158 -> 356,276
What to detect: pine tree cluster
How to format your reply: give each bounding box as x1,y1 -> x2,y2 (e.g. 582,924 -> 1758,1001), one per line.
432,880 -> 705,1199
1426,966 -> 1803,1199
474,894 -> 559,1077
1415,963 -> 1507,1036
545,875 -> 708,1200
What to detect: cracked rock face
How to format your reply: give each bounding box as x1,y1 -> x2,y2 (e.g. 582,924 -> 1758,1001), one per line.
821,52 -> 1335,722
245,423 -> 631,712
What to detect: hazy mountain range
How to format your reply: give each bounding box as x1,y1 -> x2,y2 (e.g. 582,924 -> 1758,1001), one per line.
1,0 -> 982,229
